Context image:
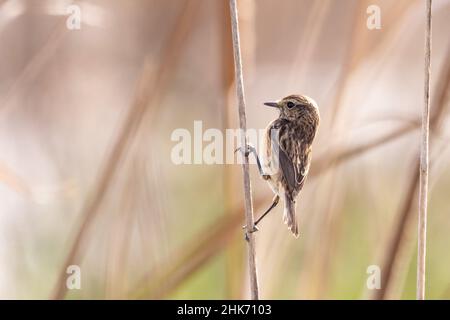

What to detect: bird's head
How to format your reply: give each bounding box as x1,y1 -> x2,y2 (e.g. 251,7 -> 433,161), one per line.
264,94 -> 320,123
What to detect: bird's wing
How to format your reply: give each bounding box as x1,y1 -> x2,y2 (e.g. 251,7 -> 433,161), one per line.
278,130 -> 309,192
294,146 -> 310,189
279,147 -> 297,190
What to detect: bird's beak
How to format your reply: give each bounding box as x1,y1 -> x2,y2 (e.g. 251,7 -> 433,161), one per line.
263,101 -> 279,108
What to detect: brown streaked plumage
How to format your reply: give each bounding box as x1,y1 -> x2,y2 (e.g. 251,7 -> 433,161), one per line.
252,94 -> 320,237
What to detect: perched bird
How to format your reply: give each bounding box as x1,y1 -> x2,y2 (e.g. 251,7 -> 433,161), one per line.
246,94 -> 320,237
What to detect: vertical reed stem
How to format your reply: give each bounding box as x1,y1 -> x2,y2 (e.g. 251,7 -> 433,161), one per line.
228,0 -> 259,300
417,0 -> 432,301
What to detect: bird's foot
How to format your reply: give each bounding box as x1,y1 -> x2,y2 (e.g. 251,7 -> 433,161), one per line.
234,143 -> 257,157
242,224 -> 259,242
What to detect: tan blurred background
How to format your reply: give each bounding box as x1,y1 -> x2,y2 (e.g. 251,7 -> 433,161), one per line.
0,0 -> 450,299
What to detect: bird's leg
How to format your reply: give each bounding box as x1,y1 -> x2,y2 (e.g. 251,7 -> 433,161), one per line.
242,195 -> 280,240
235,144 -> 270,180
254,195 -> 280,226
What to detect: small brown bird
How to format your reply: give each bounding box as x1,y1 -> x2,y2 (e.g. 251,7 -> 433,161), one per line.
246,94 -> 320,237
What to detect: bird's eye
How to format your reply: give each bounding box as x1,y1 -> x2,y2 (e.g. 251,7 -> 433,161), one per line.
287,102 -> 295,109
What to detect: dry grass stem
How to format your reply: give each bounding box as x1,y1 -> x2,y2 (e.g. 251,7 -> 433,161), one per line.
218,0 -> 245,299
417,0 -> 432,300
228,0 -> 259,300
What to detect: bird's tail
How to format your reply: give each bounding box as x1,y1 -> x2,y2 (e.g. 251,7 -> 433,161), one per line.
283,194 -> 299,237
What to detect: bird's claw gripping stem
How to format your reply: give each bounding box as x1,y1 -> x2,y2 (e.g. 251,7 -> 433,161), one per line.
243,224 -> 259,242
234,144 -> 252,157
